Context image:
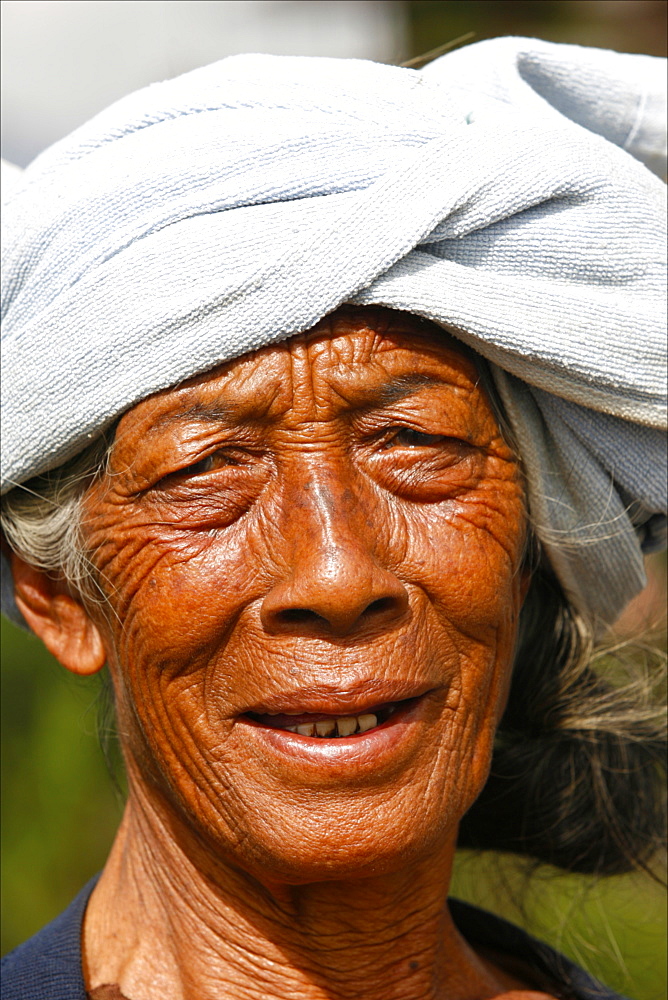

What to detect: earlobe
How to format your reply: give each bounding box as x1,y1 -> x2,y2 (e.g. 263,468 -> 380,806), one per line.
10,553 -> 106,676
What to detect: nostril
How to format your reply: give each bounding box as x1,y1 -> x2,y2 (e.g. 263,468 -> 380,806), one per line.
366,597 -> 395,617
277,608 -> 327,627
263,578 -> 409,636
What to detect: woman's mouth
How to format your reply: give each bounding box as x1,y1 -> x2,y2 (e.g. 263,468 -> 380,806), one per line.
238,688 -> 436,777
244,699 -> 418,739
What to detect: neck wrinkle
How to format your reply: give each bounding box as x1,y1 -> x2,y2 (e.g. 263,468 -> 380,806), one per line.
82,782 -> 515,1000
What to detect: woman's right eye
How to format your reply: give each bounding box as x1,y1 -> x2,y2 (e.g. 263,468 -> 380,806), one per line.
184,454 -> 220,477
186,450 -> 246,476
155,451 -> 241,489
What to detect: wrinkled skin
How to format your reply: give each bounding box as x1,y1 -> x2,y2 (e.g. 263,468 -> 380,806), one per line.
14,309 -> 551,999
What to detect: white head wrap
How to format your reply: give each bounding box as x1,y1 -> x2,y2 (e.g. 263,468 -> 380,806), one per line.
2,37 -> 666,629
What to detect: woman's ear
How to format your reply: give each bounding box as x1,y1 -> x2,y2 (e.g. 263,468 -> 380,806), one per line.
10,552 -> 106,676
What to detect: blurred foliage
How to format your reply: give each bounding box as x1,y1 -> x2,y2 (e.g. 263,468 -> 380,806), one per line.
2,5 -> 667,1000
1,621 -> 124,956
405,0 -> 668,60
451,851 -> 667,1000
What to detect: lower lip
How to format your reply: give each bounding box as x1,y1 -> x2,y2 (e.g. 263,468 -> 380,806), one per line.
238,696 -> 428,770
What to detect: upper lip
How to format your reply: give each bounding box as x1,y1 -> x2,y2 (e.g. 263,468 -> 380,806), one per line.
242,679 -> 436,717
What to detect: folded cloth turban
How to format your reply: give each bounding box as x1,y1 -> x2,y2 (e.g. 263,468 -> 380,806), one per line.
2,36 -> 666,629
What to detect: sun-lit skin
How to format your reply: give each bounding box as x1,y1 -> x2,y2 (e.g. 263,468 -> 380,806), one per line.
12,308 -> 551,999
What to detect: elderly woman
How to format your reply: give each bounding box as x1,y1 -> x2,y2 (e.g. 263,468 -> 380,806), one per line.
1,36 -> 666,1000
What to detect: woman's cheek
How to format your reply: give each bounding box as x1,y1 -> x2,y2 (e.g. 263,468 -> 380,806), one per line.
400,503 -> 524,635
88,511 -> 234,630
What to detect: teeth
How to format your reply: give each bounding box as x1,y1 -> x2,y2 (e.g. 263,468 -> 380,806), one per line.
283,713 -> 382,738
336,717 -> 358,737
357,713 -> 377,733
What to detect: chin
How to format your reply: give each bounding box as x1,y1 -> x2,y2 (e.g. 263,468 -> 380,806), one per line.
198,785 -> 457,886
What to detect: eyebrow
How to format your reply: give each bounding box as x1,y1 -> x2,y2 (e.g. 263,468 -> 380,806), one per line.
151,372 -> 459,430
152,401 -> 237,429
372,373 -> 459,405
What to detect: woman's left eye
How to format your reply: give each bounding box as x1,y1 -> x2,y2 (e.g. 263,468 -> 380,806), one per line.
384,428 -> 446,448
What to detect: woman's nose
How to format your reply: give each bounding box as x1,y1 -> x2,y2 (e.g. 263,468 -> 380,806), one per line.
260,482 -> 409,638
261,552 -> 409,637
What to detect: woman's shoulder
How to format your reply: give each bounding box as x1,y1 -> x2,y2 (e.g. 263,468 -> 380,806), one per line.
449,898 -> 632,1000
0,876 -> 98,1000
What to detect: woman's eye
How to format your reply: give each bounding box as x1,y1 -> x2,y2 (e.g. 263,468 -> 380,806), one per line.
385,428 -> 446,448
185,453 -> 230,476
155,451 -> 241,489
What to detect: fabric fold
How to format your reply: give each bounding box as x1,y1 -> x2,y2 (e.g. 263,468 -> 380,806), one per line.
2,37 -> 666,627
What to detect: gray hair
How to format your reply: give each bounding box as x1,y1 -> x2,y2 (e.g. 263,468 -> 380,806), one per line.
1,430 -> 116,609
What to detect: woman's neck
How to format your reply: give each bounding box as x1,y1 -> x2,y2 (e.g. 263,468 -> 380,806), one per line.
82,789 -> 536,1000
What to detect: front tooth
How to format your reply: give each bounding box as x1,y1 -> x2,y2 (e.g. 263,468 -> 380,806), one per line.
357,713 -> 377,733
336,717 -> 358,737
297,723 -> 315,736
284,725 -> 298,733
315,720 -> 336,737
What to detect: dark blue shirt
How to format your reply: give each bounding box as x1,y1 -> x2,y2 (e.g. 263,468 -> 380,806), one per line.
1,879 -> 630,1000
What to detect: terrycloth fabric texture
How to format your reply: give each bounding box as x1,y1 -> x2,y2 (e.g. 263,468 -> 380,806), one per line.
1,37 -> 666,628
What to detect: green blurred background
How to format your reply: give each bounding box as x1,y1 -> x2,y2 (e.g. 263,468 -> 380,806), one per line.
2,2 -> 666,998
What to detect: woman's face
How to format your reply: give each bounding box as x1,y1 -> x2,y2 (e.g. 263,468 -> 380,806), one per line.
83,309 -> 527,882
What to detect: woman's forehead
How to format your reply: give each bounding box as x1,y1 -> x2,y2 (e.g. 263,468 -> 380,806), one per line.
121,311 -> 482,432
